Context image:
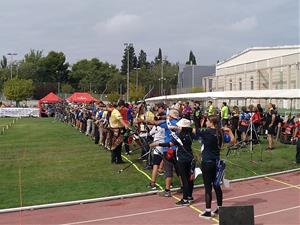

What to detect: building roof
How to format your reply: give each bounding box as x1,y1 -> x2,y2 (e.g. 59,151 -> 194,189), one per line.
217,45 -> 300,69
145,89 -> 300,102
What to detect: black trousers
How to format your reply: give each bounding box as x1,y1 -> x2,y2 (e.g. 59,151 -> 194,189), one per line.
201,161 -> 223,209
177,161 -> 194,199
124,135 -> 130,153
94,124 -> 99,144
111,142 -> 123,163
296,139 -> 300,163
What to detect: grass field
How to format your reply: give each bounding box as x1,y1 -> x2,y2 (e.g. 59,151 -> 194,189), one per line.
0,118 -> 299,209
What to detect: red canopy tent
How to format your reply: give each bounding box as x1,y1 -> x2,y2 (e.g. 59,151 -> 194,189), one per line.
66,92 -> 98,103
39,92 -> 62,104
38,92 -> 62,116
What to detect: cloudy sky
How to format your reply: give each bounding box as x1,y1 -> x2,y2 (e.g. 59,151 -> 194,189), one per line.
0,0 -> 299,67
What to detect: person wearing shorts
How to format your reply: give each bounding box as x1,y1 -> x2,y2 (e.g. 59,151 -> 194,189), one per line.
148,124 -> 165,190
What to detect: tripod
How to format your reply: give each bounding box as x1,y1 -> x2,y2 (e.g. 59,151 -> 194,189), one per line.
246,114 -> 263,162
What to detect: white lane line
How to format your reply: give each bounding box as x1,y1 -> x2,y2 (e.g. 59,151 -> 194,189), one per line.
193,184 -> 300,206
59,206 -> 183,225
59,185 -> 300,225
255,205 -> 300,218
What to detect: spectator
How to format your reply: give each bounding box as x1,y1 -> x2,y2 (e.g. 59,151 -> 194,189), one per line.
265,103 -> 277,150
239,106 -> 251,143
230,106 -> 240,140
293,114 -> 300,164
207,101 -> 215,116
220,102 -> 229,127
193,102 -> 202,130
182,102 -> 192,119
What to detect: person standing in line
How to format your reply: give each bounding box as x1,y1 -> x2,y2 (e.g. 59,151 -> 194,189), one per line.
147,115 -> 165,190
107,103 -> 129,164
148,108 -> 180,197
118,100 -> 131,155
198,115 -> 234,218
151,118 -> 195,206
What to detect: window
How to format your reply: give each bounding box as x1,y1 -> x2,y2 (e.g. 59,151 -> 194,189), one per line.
250,76 -> 254,90
239,78 -> 242,90
209,79 -> 213,92
229,79 -> 233,91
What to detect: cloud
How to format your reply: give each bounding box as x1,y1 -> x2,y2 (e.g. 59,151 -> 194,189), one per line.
230,16 -> 258,31
94,12 -> 142,35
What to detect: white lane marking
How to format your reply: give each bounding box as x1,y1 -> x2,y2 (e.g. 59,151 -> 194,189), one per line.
59,184 -> 300,225
255,205 -> 300,218
59,206 -> 183,225
193,184 -> 300,206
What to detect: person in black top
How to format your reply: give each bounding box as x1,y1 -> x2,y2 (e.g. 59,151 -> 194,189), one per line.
193,102 -> 202,130
198,115 -> 234,218
265,103 -> 277,150
150,118 -> 195,206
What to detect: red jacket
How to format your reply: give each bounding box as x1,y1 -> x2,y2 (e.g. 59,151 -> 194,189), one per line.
251,112 -> 262,124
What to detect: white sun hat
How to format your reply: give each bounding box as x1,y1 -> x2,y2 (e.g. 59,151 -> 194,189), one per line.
176,118 -> 193,127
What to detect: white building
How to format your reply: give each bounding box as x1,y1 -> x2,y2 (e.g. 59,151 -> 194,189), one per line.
146,46 -> 300,110
203,45 -> 300,92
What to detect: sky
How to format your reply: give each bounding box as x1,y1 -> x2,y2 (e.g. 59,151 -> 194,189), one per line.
0,0 -> 299,68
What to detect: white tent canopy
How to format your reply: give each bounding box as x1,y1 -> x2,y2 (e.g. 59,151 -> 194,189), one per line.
145,89 -> 300,103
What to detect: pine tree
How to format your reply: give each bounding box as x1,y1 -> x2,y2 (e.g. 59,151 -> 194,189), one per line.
154,48 -> 162,64
186,50 -> 197,65
0,56 -> 7,68
137,50 -> 148,68
121,45 -> 136,74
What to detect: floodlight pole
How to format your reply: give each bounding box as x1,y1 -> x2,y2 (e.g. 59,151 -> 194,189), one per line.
160,57 -> 164,95
124,43 -> 133,102
7,53 -> 17,79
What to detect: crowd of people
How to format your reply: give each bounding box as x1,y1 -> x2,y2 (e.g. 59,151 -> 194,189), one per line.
52,99 -> 300,218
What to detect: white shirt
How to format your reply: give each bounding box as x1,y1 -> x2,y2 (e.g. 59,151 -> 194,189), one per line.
150,125 -> 165,155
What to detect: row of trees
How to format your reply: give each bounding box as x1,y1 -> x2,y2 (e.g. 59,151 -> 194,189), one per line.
0,47 -> 198,103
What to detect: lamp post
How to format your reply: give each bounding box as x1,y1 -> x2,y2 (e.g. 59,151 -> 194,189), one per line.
7,53 -> 17,79
56,70 -> 61,95
124,43 -> 133,102
101,84 -> 107,100
158,57 -> 165,96
134,67 -> 140,93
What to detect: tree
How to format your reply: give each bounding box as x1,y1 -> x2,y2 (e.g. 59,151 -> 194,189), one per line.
129,83 -> 144,102
121,45 -> 136,75
186,50 -> 197,65
154,48 -> 162,64
107,92 -> 120,103
61,83 -> 74,93
24,49 -> 43,64
0,56 -> 7,68
39,51 -> 69,82
70,58 -> 118,93
3,78 -> 34,106
18,49 -> 43,81
137,50 -> 148,68
0,67 -> 9,90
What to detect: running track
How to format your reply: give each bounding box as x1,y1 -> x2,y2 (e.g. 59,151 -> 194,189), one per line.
0,171 -> 299,225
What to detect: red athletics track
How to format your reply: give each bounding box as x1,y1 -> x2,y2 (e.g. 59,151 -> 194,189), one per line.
0,171 -> 299,225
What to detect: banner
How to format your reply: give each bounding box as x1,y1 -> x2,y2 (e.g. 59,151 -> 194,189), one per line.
0,108 -> 40,118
